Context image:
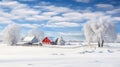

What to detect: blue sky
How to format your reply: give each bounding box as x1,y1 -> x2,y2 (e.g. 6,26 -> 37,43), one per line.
0,0 -> 120,41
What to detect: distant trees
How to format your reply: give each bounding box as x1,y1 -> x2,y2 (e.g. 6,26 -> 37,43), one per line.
2,24 -> 44,46
28,28 -> 44,43
84,18 -> 117,47
3,24 -> 21,45
57,37 -> 65,45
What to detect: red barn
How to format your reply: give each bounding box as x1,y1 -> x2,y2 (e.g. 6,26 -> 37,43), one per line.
42,37 -> 51,44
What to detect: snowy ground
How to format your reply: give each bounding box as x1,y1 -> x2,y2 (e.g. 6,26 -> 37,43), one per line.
0,43 -> 120,67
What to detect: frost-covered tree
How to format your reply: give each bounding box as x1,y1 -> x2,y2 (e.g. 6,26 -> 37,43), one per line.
3,24 -> 21,45
84,18 -> 117,47
28,28 -> 44,43
57,36 -> 65,45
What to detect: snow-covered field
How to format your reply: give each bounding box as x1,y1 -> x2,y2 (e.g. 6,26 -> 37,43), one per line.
0,43 -> 120,67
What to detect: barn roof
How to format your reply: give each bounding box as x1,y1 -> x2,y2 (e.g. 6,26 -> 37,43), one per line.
23,36 -> 35,42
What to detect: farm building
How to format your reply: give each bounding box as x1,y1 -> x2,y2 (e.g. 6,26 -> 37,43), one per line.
42,37 -> 65,45
54,38 -> 58,45
42,37 -> 51,45
23,36 -> 38,43
17,36 -> 38,45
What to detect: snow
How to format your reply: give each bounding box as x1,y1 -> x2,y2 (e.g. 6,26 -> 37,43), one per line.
23,36 -> 35,42
0,43 -> 120,67
84,18 -> 117,45
3,24 -> 21,45
28,28 -> 44,42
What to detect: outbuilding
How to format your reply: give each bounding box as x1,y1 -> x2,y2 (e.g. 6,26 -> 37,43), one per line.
17,36 -> 38,45
42,37 -> 51,45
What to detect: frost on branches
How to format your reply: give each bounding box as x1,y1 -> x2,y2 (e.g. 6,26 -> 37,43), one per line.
57,37 -> 65,45
28,28 -> 44,42
3,24 -> 21,45
84,18 -> 117,47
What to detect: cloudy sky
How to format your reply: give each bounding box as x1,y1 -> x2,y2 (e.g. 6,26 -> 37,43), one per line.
0,0 -> 120,41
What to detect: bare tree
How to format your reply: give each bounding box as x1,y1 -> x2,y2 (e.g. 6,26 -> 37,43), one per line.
3,24 -> 21,45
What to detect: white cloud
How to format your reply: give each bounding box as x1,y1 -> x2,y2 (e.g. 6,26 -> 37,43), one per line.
82,12 -> 105,20
49,16 -> 68,22
95,4 -> 114,9
0,0 -> 119,29
20,24 -> 41,28
0,1 -> 44,23
0,1 -> 74,24
11,9 -> 39,16
0,1 -> 26,9
42,12 -> 58,16
75,0 -> 91,3
41,5 -> 73,13
45,22 -> 80,27
44,31 -> 59,37
112,17 -> 120,22
18,0 -> 35,2
11,7 -> 40,21
0,1 -> 16,5
0,11 -> 14,24
63,12 -> 82,17
62,12 -> 83,21
106,8 -> 120,14
0,1 -> 106,28
0,11 -> 12,18
59,32 -> 84,41
0,17 -> 13,24
59,32 -> 83,36
1,0 -> 15,1
25,15 -> 50,21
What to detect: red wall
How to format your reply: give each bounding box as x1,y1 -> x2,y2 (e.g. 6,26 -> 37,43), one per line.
42,37 -> 51,44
